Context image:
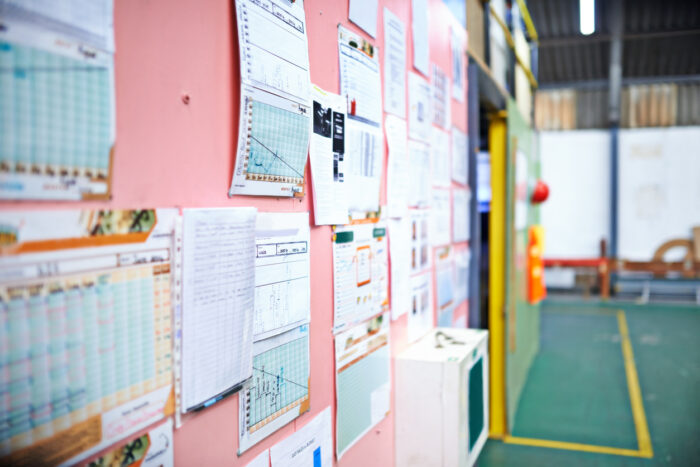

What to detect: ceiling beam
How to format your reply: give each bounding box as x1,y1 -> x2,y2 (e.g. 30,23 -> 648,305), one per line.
538,28 -> 700,47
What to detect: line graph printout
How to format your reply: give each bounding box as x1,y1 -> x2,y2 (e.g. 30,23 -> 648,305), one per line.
335,314 -> 390,458
254,212 -> 310,341
231,0 -> 312,197
238,325 -> 310,454
0,209 -> 176,466
333,222 -> 389,333
181,208 -> 257,412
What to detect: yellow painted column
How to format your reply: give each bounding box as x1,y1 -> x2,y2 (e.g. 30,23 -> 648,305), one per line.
488,111 -> 508,437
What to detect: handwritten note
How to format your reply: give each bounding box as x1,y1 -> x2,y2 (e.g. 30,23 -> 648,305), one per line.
181,207 -> 257,411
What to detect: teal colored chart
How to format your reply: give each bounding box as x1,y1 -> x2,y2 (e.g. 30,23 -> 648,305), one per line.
247,100 -> 309,180
0,41 -> 112,175
247,330 -> 309,428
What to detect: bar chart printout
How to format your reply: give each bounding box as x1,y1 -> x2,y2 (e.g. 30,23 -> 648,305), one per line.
0,208 -> 177,466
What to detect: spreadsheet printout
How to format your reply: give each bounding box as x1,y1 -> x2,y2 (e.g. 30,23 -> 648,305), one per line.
335,314 -> 390,458
254,212 -> 310,341
0,2 -> 116,200
238,325 -> 310,454
0,209 -> 176,466
181,207 -> 257,411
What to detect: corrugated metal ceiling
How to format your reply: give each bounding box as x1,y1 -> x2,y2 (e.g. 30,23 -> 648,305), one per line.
528,0 -> 700,84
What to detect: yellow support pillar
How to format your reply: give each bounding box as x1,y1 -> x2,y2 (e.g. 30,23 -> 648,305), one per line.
488,111 -> 508,437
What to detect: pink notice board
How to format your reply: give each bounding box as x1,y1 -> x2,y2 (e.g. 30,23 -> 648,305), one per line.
0,0 -> 470,465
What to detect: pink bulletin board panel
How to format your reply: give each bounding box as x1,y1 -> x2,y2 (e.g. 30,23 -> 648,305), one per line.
0,0 -> 470,465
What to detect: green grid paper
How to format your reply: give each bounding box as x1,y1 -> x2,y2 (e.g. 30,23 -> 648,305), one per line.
0,41 -> 112,174
248,332 -> 309,427
247,100 -> 309,179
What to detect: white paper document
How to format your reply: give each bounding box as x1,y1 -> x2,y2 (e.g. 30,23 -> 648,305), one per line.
455,247 -> 471,305
333,222 -> 389,333
246,449 -> 270,467
451,26 -> 466,102
345,116 -> 383,213
410,209 -> 431,273
453,188 -> 471,242
0,0 -> 115,52
408,272 -> 433,343
254,212 -> 310,341
349,0 -> 379,37
339,25 -> 382,125
435,247 -> 456,327
411,0 -> 430,76
231,0 -> 312,197
408,72 -> 432,143
181,208 -> 257,412
310,85 -> 349,225
239,325 -> 310,453
335,315 -> 391,458
270,407 -> 333,467
385,115 -> 409,219
389,217 -> 412,320
383,8 -> 407,118
431,127 -> 451,187
408,140 -> 431,208
451,126 -> 468,185
431,188 -> 452,246
432,64 -> 451,129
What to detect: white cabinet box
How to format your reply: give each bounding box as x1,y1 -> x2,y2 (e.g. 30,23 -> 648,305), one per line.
395,328 -> 489,467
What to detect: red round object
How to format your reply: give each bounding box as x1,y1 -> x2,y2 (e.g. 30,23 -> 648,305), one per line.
531,180 -> 549,204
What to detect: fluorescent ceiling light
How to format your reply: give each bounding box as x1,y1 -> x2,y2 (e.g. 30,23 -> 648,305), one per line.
580,0 -> 595,35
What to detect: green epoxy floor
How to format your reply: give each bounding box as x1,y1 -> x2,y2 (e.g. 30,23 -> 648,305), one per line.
480,301 -> 700,466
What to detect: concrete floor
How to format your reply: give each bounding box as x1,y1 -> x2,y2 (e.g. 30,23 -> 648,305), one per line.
480,300 -> 700,466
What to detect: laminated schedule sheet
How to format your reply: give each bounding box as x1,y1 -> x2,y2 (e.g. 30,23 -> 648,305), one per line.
231,0 -> 312,197
0,209 -> 176,466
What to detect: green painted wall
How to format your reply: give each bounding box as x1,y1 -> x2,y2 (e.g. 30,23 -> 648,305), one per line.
505,99 -> 541,430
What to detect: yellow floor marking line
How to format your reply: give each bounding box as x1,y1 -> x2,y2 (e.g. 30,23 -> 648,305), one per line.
496,310 -> 653,458
617,310 -> 654,458
501,435 -> 650,457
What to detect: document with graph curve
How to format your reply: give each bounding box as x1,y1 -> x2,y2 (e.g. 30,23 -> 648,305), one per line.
238,325 -> 310,454
238,212 -> 311,453
231,0 -> 312,197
